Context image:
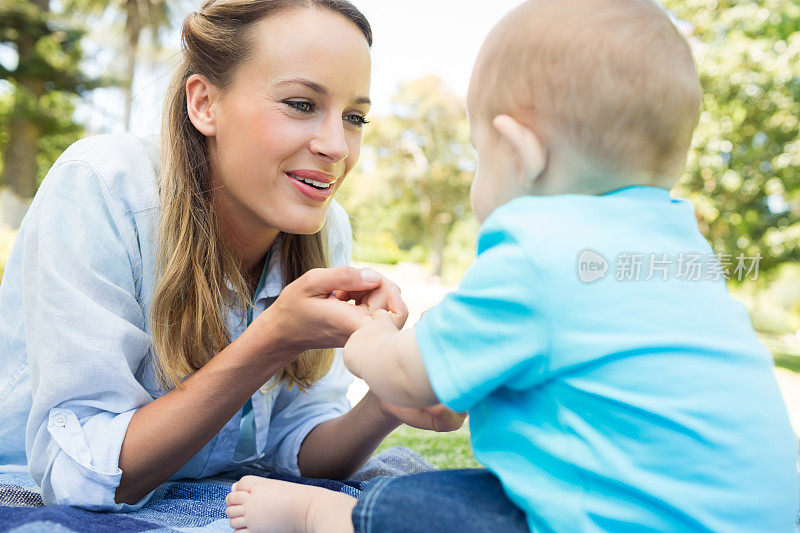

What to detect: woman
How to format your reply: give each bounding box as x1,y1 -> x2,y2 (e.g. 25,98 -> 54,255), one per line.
0,0 -> 463,510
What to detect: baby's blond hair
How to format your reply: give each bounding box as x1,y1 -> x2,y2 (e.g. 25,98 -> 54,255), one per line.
469,0 -> 702,189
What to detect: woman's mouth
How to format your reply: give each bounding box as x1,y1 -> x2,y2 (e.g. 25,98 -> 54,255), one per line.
288,173 -> 332,189
286,170 -> 337,201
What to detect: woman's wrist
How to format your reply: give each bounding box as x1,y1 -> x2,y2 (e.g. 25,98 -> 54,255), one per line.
235,310 -> 299,381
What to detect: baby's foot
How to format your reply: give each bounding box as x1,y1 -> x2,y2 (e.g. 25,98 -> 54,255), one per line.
225,475 -> 357,533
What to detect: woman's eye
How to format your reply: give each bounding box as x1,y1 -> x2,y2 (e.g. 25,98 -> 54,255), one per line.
286,100 -> 315,113
345,114 -> 370,128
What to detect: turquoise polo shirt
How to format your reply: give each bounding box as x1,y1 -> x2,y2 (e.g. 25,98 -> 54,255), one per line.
417,187 -> 798,532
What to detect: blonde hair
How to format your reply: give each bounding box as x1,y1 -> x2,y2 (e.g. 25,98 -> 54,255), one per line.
471,0 -> 702,186
151,0 -> 372,391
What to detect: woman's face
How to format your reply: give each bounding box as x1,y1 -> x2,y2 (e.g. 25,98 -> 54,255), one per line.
208,8 -> 371,243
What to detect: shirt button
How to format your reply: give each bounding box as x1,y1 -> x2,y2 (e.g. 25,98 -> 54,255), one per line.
260,384 -> 269,394
53,414 -> 67,427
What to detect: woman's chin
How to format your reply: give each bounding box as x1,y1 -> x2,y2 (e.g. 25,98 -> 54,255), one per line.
278,219 -> 327,236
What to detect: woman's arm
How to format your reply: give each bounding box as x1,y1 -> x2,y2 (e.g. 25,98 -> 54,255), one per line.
296,389 -> 465,480
116,266 -> 393,504
115,318 -> 293,504
295,391 -> 400,480
297,324 -> 466,479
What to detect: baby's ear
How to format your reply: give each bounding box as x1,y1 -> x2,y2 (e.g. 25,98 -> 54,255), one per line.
492,115 -> 547,187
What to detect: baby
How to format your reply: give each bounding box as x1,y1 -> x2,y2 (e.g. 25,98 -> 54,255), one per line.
226,0 -> 799,531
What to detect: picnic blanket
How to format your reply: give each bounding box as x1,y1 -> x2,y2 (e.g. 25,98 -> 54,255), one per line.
0,446 -> 435,533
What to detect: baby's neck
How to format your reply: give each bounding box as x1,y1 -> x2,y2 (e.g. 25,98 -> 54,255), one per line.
529,168 -> 674,197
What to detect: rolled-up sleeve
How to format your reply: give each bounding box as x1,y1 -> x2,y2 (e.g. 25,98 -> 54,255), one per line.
259,201 -> 355,476
260,351 -> 353,476
22,160 -> 154,510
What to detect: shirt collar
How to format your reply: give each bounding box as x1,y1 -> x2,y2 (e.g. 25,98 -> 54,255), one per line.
258,237 -> 283,303
601,185 -> 672,200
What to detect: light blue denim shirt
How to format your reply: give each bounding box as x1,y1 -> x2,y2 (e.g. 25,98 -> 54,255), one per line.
0,134 -> 354,511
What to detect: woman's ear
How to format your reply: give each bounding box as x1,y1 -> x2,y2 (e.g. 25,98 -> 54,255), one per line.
186,74 -> 219,137
492,115 -> 547,187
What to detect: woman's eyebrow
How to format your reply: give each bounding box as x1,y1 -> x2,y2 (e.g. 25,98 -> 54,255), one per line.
273,78 -> 370,105
274,78 -> 329,95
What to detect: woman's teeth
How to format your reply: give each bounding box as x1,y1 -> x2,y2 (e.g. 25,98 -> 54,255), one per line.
289,173 -> 332,189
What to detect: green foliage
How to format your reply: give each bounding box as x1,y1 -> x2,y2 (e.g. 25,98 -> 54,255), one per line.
666,0 -> 800,279
732,264 -> 800,334
0,92 -> 10,176
65,0 -> 173,129
441,216 -> 479,283
340,76 -> 475,276
750,305 -> 800,334
34,91 -> 84,186
343,3 -> 800,282
0,229 -> 17,284
0,1 -> 100,99
376,424 -> 480,470
0,0 -> 98,195
352,230 -> 406,265
66,0 -> 171,37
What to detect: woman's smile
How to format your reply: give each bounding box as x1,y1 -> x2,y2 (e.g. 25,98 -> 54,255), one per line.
286,169 -> 338,202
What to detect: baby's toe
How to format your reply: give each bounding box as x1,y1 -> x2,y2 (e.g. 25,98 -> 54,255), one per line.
226,490 -> 250,506
233,475 -> 262,492
226,504 -> 244,518
229,516 -> 248,530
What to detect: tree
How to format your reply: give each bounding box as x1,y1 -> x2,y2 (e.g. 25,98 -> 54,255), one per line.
0,0 -> 97,228
665,0 -> 800,281
341,76 -> 474,277
68,0 -> 171,131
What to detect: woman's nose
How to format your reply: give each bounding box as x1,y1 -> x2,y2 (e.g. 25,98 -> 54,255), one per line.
309,114 -> 349,162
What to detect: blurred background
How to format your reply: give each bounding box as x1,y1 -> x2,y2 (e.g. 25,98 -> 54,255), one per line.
0,0 -> 798,461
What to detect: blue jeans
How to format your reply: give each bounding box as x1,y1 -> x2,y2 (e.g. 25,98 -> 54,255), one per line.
351,469 -> 529,533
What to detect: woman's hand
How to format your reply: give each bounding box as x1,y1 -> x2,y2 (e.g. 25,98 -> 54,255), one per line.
376,396 -> 467,433
332,278 -> 407,329
253,266 -> 408,358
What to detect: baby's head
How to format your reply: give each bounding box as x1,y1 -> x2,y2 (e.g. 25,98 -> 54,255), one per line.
467,0 -> 702,221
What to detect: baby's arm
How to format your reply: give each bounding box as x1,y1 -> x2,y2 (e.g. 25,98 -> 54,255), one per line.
343,309 -> 438,408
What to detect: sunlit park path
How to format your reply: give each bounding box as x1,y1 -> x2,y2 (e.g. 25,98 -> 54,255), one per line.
348,261 -> 800,446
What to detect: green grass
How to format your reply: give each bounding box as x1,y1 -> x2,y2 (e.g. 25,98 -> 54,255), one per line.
376,423 -> 481,469
760,333 -> 800,374
774,353 -> 800,374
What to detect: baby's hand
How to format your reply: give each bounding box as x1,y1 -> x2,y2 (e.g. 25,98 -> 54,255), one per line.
332,271 -> 408,329
343,309 -> 401,378
378,401 -> 466,433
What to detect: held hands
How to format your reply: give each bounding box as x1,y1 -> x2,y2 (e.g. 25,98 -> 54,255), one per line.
254,266 -> 408,358
332,277 -> 407,330
254,265 -> 465,433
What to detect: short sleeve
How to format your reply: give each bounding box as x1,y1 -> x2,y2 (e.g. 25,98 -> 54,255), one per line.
416,224 -> 550,413
21,160 -> 154,510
